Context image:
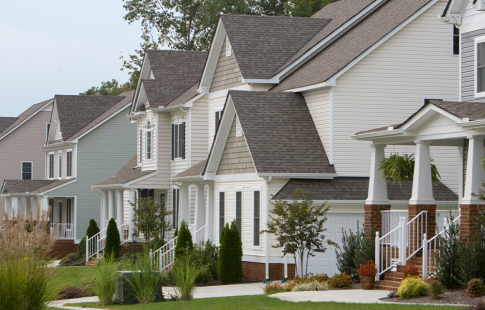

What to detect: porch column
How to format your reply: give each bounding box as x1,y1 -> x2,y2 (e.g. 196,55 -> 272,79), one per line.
195,184 -> 206,231
5,196 -> 11,219
179,184 -> 190,227
108,190 -> 115,222
128,189 -> 136,241
32,196 -> 38,220
41,196 -> 49,218
101,190 -> 108,230
206,182 -> 214,242
461,137 -> 485,239
409,141 -> 436,242
365,144 -> 390,233
25,197 -> 31,218
11,197 -> 19,218
116,190 -> 124,239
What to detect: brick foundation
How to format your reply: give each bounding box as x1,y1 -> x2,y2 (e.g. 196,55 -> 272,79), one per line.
51,240 -> 78,258
460,204 -> 485,240
242,261 -> 296,281
365,204 -> 391,233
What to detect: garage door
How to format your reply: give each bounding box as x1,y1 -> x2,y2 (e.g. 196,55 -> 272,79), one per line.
297,211 -> 364,276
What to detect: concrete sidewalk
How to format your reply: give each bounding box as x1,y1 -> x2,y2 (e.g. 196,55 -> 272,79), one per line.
269,289 -> 388,304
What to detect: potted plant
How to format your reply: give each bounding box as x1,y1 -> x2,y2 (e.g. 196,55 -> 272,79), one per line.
358,260 -> 377,290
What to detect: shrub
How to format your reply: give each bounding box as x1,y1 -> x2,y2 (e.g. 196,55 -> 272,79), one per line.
125,250 -> 162,304
105,219 -> 121,259
329,273 -> 353,288
81,280 -> 96,297
434,215 -> 462,289
358,260 -> 377,277
426,278 -> 444,299
291,280 -> 330,292
60,252 -> 81,266
403,263 -> 420,279
466,279 -> 485,298
387,291 -> 398,298
58,286 -> 85,299
218,221 -> 243,284
175,220 -> 193,258
78,236 -> 86,259
264,282 -> 288,294
86,219 -> 100,239
312,274 -> 330,282
397,276 -> 429,298
172,254 -> 206,300
92,255 -> 118,306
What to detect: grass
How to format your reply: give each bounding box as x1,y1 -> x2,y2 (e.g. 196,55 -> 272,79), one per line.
51,266 -> 96,289
66,295 -> 462,310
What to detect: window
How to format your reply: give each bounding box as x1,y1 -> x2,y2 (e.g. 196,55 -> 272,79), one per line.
453,25 -> 459,55
226,37 -> 231,57
171,122 -> 186,160
253,190 -> 260,246
58,151 -> 62,178
139,130 -> 142,163
58,201 -> 62,223
172,188 -> 180,229
146,131 -> 152,159
67,151 -> 72,177
49,199 -> 54,222
215,110 -> 222,132
49,153 -> 54,179
21,162 -> 32,180
478,41 -> 485,94
236,190 -> 242,237
66,198 -> 72,226
139,189 -> 154,198
219,191 -> 225,240
46,123 -> 50,142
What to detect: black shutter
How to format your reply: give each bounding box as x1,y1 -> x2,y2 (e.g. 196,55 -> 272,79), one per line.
181,122 -> 186,159
171,124 -> 175,160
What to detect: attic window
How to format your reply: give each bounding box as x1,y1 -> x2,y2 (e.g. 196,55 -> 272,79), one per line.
226,37 -> 231,57
236,117 -> 242,137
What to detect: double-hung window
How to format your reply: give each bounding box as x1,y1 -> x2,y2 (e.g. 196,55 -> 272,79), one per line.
453,25 -> 459,56
49,153 -> 54,179
172,188 -> 180,229
477,39 -> 485,96
146,120 -> 152,160
253,189 -> 261,247
58,151 -> 62,178
235,190 -> 242,236
67,150 -> 72,177
21,162 -> 32,180
171,121 -> 186,160
219,190 -> 225,241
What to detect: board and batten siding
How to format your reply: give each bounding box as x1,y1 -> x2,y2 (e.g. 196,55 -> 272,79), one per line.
217,115 -> 256,175
303,90 -> 331,160
461,28 -> 485,102
330,0 -> 460,193
210,37 -> 242,92
46,106 -> 136,242
0,108 -> 52,217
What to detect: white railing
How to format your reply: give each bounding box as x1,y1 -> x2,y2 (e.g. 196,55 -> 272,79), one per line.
375,217 -> 406,281
381,211 -> 408,240
119,221 -> 130,244
189,224 -> 196,234
192,225 -> 207,245
422,215 -> 461,279
436,210 -> 461,232
85,221 -> 129,262
51,223 -> 75,240
406,211 -> 428,260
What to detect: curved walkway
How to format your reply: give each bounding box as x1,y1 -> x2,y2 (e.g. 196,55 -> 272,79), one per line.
269,290 -> 388,303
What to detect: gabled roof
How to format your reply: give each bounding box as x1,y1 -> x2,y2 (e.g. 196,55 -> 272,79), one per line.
1,179 -> 75,195
139,50 -> 207,109
0,99 -> 52,140
0,117 -> 18,134
173,160 -> 207,179
53,91 -> 133,142
94,155 -> 155,186
274,177 -> 458,201
272,0 -> 433,91
224,91 -> 335,174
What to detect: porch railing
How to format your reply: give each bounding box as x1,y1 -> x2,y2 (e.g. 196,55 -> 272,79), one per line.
406,211 -> 428,260
85,221 -> 129,262
50,223 -> 75,240
375,217 -> 406,281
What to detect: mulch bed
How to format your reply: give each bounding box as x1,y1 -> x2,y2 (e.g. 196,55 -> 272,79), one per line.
195,277 -> 261,287
380,288 -> 481,305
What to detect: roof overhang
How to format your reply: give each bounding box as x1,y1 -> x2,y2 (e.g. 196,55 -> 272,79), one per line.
199,18 -> 226,94
439,0 -> 469,25
258,173 -> 337,179
38,179 -> 77,195
131,53 -> 151,114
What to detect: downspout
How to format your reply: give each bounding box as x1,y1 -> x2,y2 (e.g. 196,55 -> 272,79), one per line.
264,176 -> 272,283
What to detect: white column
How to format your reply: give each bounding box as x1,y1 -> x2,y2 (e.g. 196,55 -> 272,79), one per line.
12,197 -> 19,218
180,184 -> 190,227
41,196 -> 49,217
101,190 -> 108,230
5,196 -> 11,219
195,184 -> 206,231
116,190 -> 124,225
409,141 -> 435,205
366,144 -> 389,205
108,190 -> 115,222
32,196 -> 38,220
206,182 -> 214,242
462,137 -> 485,204
128,189 -> 136,240
25,197 -> 31,218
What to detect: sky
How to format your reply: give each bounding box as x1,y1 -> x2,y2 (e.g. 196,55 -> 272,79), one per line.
0,0 -> 143,117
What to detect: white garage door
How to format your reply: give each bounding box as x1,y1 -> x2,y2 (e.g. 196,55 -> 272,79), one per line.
298,211 -> 364,276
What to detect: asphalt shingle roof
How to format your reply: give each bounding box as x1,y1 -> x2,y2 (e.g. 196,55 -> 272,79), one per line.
173,160 -> 207,178
0,99 -> 52,139
2,179 -> 74,194
272,0 -> 432,91
0,117 -> 18,134
229,91 -> 335,174
274,177 -> 458,201
95,156 -> 155,186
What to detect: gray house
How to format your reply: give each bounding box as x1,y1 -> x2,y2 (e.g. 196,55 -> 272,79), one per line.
1,91 -> 136,254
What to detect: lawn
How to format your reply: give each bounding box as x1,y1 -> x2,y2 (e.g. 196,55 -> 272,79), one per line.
67,295 -> 462,310
51,266 -> 96,289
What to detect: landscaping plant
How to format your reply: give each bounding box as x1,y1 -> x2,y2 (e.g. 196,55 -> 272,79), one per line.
131,196 -> 171,241
358,260 -> 377,278
57,286 -> 86,300
262,190 -> 336,276
218,221 -> 243,284
0,209 -> 57,310
190,241 -> 219,283
434,215 -> 463,289
175,220 -> 193,257
86,219 -> 100,238
329,273 -> 353,288
402,263 -> 420,279
125,250 -> 163,304
466,278 -> 485,298
426,278 -> 444,299
264,282 -> 288,294
291,280 -> 329,292
78,236 -> 86,259
397,277 -> 429,298
172,253 -> 206,300
105,218 -> 121,259
91,254 -> 119,306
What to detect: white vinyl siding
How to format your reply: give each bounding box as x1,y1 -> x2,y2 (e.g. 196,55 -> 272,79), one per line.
303,90 -> 331,162
190,96 -> 210,166
209,96 -> 227,147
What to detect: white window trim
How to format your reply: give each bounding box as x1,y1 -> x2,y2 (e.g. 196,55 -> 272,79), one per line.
252,186 -> 262,250
218,188 -> 226,245
235,187 -> 243,239
452,24 -> 459,57
48,152 -> 55,179
172,116 -> 185,160
66,149 -> 73,179
474,36 -> 485,98
21,161 -> 33,180
145,119 -> 153,161
58,151 -> 63,179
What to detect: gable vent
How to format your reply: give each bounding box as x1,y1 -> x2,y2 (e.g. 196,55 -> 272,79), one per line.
236,117 -> 242,137
226,37 -> 231,57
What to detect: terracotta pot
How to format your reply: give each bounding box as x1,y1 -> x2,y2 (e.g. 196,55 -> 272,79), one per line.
360,275 -> 375,290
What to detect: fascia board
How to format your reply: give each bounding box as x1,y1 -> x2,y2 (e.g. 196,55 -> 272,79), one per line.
241,78 -> 279,84
38,179 -> 77,195
352,129 -> 404,141
400,105 -> 463,131
199,19 -> 225,94
131,53 -> 150,113
155,93 -> 205,112
285,79 -> 336,93
122,171 -> 159,187
258,173 -> 337,179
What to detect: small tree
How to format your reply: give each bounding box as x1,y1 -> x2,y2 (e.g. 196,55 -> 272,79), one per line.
175,220 -> 193,257
218,220 -> 243,284
105,218 -> 121,259
262,190 -> 336,276
86,219 -> 100,238
131,197 -> 171,241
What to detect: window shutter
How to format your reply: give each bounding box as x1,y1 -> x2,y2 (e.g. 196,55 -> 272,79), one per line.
171,124 -> 175,160
181,122 -> 186,159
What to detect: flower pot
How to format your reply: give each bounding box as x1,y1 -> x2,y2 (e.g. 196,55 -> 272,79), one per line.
360,276 -> 375,290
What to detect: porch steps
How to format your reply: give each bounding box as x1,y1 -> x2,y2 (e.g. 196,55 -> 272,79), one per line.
85,257 -> 98,267
375,254 -> 435,290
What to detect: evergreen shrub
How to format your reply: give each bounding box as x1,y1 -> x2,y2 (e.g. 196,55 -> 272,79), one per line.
78,236 -> 86,259
426,279 -> 444,299
218,221 -> 243,284
466,278 -> 485,297
397,277 -> 429,298
175,220 -> 193,258
105,219 -> 121,259
86,219 -> 100,239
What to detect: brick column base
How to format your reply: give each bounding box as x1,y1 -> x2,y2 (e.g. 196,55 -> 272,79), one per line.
460,204 -> 485,240
50,240 -> 78,258
242,261 -> 296,281
365,204 -> 391,234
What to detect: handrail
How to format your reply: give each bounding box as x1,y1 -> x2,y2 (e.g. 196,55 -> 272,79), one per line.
85,221 -> 128,262
375,217 -> 405,281
406,211 -> 427,260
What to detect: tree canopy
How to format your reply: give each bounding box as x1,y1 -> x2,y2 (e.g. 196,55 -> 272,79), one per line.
80,79 -> 135,96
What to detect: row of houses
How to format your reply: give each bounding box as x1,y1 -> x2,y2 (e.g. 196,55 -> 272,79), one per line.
1,0 -> 484,281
